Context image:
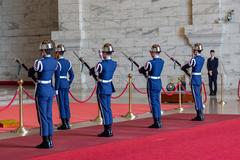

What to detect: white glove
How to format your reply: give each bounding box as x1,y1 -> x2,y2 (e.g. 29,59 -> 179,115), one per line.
56,90 -> 59,95
203,104 -> 206,109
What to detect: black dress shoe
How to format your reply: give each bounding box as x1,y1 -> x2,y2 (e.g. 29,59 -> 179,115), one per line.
149,118 -> 162,128
199,110 -> 205,121
97,131 -> 113,137
66,119 -> 71,130
36,136 -> 51,149
48,136 -> 53,148
200,115 -> 205,121
57,124 -> 68,130
192,110 -> 205,121
192,116 -> 201,121
148,122 -> 162,128
192,115 -> 204,121
57,119 -> 68,130
98,125 -> 113,137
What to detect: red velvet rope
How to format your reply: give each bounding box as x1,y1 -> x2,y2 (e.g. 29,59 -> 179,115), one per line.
238,80 -> 240,98
0,89 -> 18,112
201,82 -> 208,104
131,82 -> 147,95
69,85 -> 97,103
111,83 -> 129,99
23,88 -> 35,100
23,88 -> 58,102
180,84 -> 192,95
161,83 -> 179,96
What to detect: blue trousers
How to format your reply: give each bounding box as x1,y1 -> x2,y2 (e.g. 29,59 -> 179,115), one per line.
191,85 -> 204,111
97,93 -> 112,125
36,96 -> 53,136
147,89 -> 161,120
57,88 -> 70,119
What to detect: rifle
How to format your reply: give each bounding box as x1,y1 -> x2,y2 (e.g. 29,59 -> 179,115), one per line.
15,59 -> 37,82
121,52 -> 147,78
72,51 -> 98,81
162,51 -> 191,77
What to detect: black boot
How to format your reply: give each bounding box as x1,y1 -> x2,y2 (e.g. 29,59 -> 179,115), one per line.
36,136 -> 51,149
199,110 -> 205,121
66,119 -> 71,130
107,125 -> 113,137
48,136 -> 53,148
192,110 -> 202,121
57,119 -> 68,130
149,118 -> 162,128
97,125 -> 113,137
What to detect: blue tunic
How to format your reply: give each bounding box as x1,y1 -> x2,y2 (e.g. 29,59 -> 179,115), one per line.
96,59 -> 117,95
190,54 -> 205,85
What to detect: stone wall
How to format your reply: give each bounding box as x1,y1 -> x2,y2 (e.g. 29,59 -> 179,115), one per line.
52,0 -> 240,89
0,0 -> 58,81
53,0 -> 194,89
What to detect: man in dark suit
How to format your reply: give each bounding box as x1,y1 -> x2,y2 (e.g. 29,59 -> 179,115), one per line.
207,50 -> 218,96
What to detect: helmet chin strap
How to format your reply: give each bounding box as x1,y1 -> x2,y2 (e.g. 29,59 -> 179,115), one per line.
41,51 -> 46,57
104,55 -> 111,59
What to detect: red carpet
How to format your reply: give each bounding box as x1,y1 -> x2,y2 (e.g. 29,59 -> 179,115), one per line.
0,114 -> 240,160
0,102 -> 192,133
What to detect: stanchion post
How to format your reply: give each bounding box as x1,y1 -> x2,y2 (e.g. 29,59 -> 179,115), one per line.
160,93 -> 164,115
93,109 -> 103,125
14,80 -> 28,136
202,83 -> 206,109
237,80 -> 240,101
123,73 -> 136,120
218,73 -> 226,105
178,78 -> 184,113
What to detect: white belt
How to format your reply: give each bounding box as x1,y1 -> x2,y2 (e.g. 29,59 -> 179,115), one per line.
148,76 -> 161,80
98,79 -> 112,83
192,72 -> 201,75
37,80 -> 51,84
60,76 -> 67,79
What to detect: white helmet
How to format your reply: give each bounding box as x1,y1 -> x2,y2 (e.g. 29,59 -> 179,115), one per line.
150,44 -> 161,53
193,43 -> 203,52
40,40 -> 54,50
102,43 -> 114,53
56,44 -> 66,52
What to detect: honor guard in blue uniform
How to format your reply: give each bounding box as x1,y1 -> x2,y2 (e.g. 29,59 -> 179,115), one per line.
182,43 -> 205,121
28,40 -> 60,149
55,44 -> 74,130
93,43 -> 117,137
139,44 -> 164,128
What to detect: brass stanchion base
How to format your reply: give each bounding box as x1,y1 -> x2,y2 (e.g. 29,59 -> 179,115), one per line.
218,100 -> 226,106
92,115 -> 103,125
177,107 -> 184,113
123,112 -> 136,120
13,126 -> 28,136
